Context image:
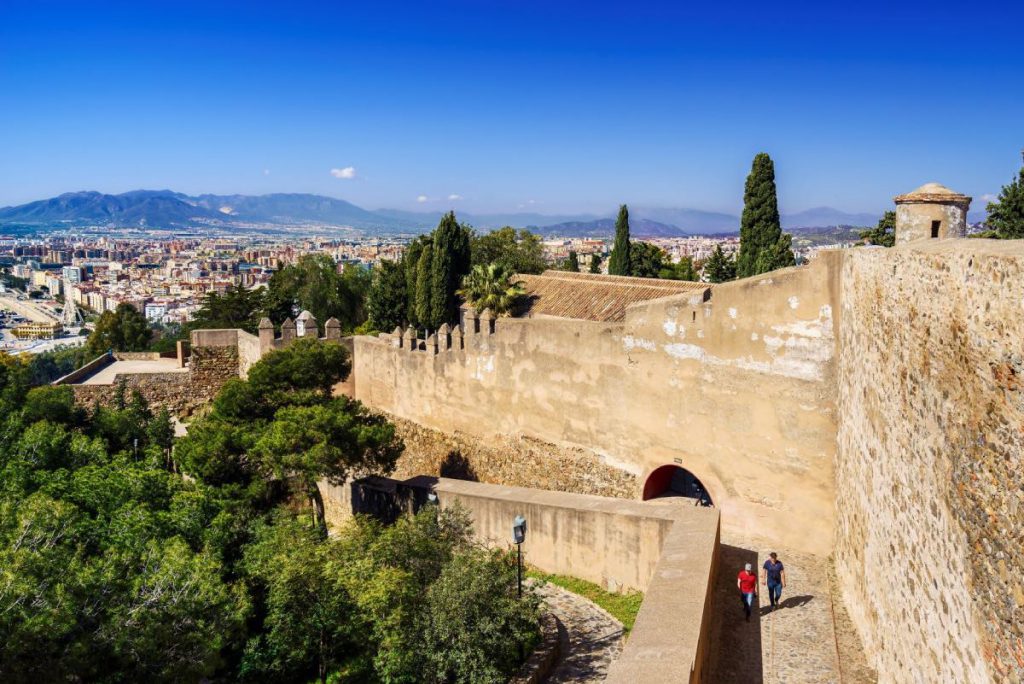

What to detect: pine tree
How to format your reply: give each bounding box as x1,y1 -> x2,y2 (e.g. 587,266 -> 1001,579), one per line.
859,211 -> 896,247
414,243 -> 433,329
987,154 -> 1024,239
735,153 -> 794,277
589,253 -> 602,273
566,251 -> 579,272
608,205 -> 631,276
704,245 -> 736,283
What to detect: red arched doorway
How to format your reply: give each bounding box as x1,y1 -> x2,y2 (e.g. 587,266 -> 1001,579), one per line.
642,465 -> 714,506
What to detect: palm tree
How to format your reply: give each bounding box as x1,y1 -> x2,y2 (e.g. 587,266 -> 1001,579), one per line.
457,263 -> 525,317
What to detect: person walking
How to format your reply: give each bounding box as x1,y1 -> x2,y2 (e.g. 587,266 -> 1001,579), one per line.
737,562 -> 758,621
762,552 -> 786,610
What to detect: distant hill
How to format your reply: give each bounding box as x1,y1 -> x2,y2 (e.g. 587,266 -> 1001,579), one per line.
0,189 -> 910,236
0,190 -> 222,226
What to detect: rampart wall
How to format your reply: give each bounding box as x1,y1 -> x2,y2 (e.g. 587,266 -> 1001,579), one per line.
354,253 -> 842,554
836,240 -> 1024,682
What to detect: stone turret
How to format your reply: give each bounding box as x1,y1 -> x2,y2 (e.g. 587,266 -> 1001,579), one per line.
280,317 -> 296,343
324,317 -> 341,340
258,317 -> 275,351
478,308 -> 494,335
404,327 -> 418,352
296,310 -> 318,338
894,183 -> 972,243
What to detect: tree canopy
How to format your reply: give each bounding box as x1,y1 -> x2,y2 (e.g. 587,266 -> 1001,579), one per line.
366,259 -> 407,333
457,263 -> 525,317
859,210 -> 896,247
608,204 -> 632,276
85,302 -> 152,356
986,157 -> 1024,239
704,245 -> 737,283
470,227 -> 547,275
736,153 -> 795,277
264,254 -> 370,332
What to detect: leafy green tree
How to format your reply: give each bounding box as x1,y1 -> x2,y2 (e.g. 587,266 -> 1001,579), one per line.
736,153 -> 795,277
986,156 -> 1024,239
608,204 -> 632,276
423,549 -> 541,684
366,259 -> 407,332
704,245 -> 737,283
264,254 -> 370,332
85,303 -> 153,356
627,241 -> 665,278
565,250 -> 580,272
415,243 -> 434,329
241,516 -> 359,684
659,256 -> 699,281
860,210 -> 896,247
191,285 -> 266,333
589,252 -> 602,273
471,227 -> 547,275
457,263 -> 525,317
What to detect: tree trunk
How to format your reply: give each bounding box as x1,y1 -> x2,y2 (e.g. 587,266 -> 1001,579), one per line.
308,484 -> 327,539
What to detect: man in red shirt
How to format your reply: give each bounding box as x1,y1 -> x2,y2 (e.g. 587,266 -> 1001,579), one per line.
737,562 -> 758,622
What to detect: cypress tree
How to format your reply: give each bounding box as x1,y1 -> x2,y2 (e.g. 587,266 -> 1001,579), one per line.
736,153 -> 794,278
987,154 -> 1024,239
430,211 -> 471,328
404,238 -> 425,326
567,251 -> 579,272
608,204 -> 631,276
589,253 -> 602,273
415,243 -> 433,329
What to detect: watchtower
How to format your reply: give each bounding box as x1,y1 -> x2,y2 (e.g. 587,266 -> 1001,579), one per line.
893,183 -> 972,243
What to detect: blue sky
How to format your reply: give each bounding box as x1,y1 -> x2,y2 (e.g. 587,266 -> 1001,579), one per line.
1,0 -> 1021,216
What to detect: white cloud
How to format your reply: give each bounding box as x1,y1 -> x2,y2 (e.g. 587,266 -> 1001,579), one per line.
416,195 -> 429,203
330,166 -> 357,179
981,193 -> 997,202
448,194 -> 463,201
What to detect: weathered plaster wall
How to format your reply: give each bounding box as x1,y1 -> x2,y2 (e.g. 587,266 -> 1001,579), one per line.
354,254 -> 842,553
895,202 -> 968,243
836,240 -> 1024,683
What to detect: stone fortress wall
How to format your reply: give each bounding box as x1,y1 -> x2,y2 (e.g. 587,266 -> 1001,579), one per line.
353,238 -> 1024,683
836,241 -> 1024,682
354,252 -> 843,555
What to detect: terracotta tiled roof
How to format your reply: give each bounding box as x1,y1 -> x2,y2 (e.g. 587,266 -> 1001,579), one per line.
514,270 -> 709,322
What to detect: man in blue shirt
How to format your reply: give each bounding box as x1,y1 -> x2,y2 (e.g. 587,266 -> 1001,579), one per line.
762,552 -> 786,610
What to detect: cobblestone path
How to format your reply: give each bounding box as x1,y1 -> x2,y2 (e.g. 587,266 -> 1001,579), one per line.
532,581 -> 625,683
706,538 -> 877,684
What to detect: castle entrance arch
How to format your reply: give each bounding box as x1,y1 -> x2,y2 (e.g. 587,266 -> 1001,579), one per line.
642,465 -> 714,506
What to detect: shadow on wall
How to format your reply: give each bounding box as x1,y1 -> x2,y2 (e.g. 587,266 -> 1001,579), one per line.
705,543 -> 764,683
439,450 -> 479,482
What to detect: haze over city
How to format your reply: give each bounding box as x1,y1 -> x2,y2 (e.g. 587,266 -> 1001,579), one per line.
2,0 -> 1023,215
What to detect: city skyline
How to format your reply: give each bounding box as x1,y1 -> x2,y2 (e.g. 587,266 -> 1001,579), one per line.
2,0 -> 1022,215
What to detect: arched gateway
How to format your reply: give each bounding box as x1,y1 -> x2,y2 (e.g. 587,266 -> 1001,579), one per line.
642,465 -> 714,506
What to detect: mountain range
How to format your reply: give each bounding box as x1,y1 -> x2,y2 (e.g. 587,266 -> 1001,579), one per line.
0,189 -> 985,237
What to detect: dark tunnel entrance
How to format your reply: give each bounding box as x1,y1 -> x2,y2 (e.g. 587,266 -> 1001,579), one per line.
642,465 -> 714,506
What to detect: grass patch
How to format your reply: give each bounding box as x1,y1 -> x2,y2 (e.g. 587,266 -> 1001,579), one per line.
527,569 -> 644,633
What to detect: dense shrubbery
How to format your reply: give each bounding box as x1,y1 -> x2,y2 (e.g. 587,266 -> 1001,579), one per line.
0,340 -> 539,683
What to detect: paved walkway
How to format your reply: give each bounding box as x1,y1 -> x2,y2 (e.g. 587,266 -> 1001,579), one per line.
532,581 -> 625,683
706,537 -> 876,684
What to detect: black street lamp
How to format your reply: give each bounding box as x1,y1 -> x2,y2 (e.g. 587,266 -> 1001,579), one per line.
512,515 -> 527,599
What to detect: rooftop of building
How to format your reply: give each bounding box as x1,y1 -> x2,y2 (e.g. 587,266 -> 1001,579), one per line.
894,182 -> 972,204
515,270 -> 710,323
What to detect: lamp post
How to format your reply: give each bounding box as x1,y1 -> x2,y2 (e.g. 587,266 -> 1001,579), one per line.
512,515 -> 527,599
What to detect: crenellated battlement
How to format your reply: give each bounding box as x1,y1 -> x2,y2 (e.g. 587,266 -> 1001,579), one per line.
380,307 -> 498,353
257,310 -> 343,355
